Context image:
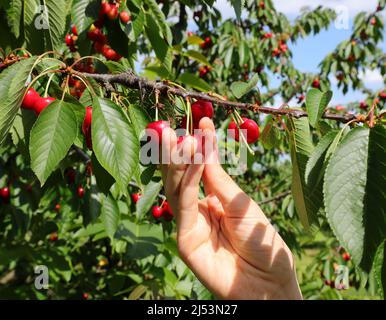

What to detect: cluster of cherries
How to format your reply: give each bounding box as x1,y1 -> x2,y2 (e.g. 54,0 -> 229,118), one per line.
0,187 -> 10,204
200,36 -> 213,50
65,25 -> 79,52
131,193 -> 174,221
198,65 -> 211,78
21,88 -> 56,115
271,40 -> 288,58
86,1 -> 131,61
145,100 -> 260,150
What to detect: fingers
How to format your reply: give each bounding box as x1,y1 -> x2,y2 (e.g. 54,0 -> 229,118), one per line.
199,117 -> 249,208
177,163 -> 205,232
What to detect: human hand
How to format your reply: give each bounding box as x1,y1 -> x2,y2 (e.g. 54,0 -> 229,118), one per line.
161,118 -> 302,300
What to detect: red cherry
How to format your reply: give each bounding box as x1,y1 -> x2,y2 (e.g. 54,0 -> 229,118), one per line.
65,34 -> 74,46
120,11 -> 131,24
22,88 -> 40,110
82,293 -> 90,300
359,101 -> 368,110
259,1 -> 265,9
379,91 -> 386,100
297,94 -> 305,103
335,105 -> 346,111
77,186 -> 85,198
34,97 -> 56,114
55,203 -> 61,212
271,48 -> 280,57
152,206 -> 163,219
49,232 -> 58,241
146,120 -> 170,142
342,252 -> 351,261
228,117 -> 260,144
370,18 -> 377,26
72,24 -> 78,36
103,47 -> 120,61
100,1 -> 111,15
312,79 -> 320,89
82,106 -> 92,136
187,31 -> 194,37
0,187 -> 10,201
131,193 -> 142,204
191,100 -> 214,125
263,32 -> 273,39
162,202 -> 173,221
87,25 -> 106,43
107,4 -> 119,20
279,43 -> 288,53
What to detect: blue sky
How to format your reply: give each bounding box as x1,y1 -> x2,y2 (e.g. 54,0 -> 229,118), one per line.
211,0 -> 385,105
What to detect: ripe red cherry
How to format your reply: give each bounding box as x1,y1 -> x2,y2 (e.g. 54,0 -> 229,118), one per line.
342,252 -> 351,261
55,203 -> 61,212
120,11 -> 131,24
34,97 -> 56,114
162,202 -> 173,221
100,1 -> 111,15
82,293 -> 90,300
228,117 -> 260,144
22,88 -> 40,110
312,79 -> 320,89
271,48 -> 280,57
65,34 -> 74,46
335,105 -> 346,111
71,24 -> 78,36
370,18 -> 377,26
107,4 -> 119,20
359,101 -> 368,110
49,232 -> 58,241
191,100 -> 214,125
0,187 -> 10,201
103,47 -> 120,61
77,186 -> 85,198
146,120 -> 170,142
263,32 -> 273,39
259,1 -> 265,9
152,206 -> 163,219
131,193 -> 142,203
379,91 -> 386,100
279,43 -> 288,53
82,106 -> 92,136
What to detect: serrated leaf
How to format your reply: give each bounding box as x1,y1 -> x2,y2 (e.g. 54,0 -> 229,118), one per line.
146,0 -> 172,45
287,116 -> 318,228
187,35 -> 204,45
91,153 -> 115,195
29,100 -> 77,185
324,126 -> 386,272
230,74 -> 259,99
101,193 -> 120,240
145,14 -> 172,72
177,72 -> 211,92
0,57 -> 37,145
261,115 -> 280,150
91,97 -> 139,191
126,104 -> 150,138
7,0 -> 22,38
183,50 -> 211,66
373,241 -> 386,299
42,0 -> 68,51
71,0 -> 97,35
136,178 -> 162,219
305,88 -> 333,128
230,0 -> 243,21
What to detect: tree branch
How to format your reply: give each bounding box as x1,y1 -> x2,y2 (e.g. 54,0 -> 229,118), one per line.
258,191 -> 291,205
79,70 -> 361,123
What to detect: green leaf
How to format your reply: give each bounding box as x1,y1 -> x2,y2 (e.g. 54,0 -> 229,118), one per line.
261,115 -> 281,150
305,88 -> 333,128
29,100 -> 77,185
287,116 -> 318,228
71,0 -> 98,35
187,35 -> 204,45
177,72 -> 211,92
145,14 -> 172,72
230,0 -> 243,21
0,57 -> 37,145
136,178 -> 162,219
373,241 -> 386,299
91,97 -> 139,191
42,0 -> 68,51
324,126 -> 386,271
230,74 -> 259,99
126,104 -> 150,138
146,0 -> 172,45
7,0 -> 22,38
183,50 -> 211,66
101,193 -> 120,240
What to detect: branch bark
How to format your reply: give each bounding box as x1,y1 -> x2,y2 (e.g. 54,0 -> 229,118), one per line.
78,70 -> 360,123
